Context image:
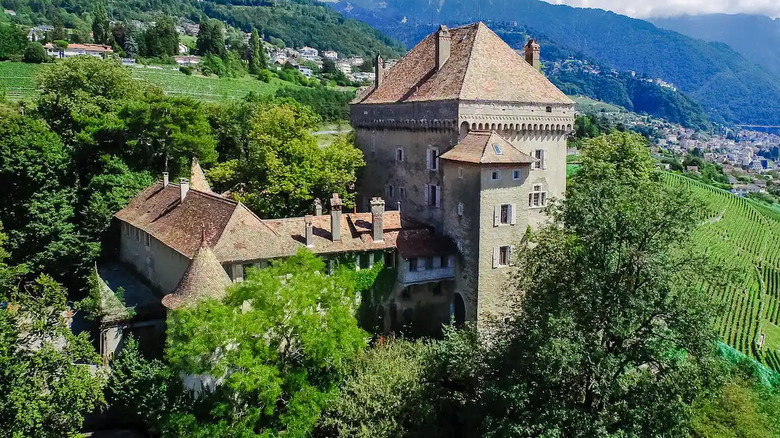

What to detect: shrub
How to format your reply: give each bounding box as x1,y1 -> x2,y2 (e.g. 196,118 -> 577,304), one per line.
257,69 -> 272,83
179,66 -> 193,75
23,42 -> 48,63
53,40 -> 68,49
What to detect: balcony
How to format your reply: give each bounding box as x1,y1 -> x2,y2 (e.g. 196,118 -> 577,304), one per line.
399,265 -> 455,285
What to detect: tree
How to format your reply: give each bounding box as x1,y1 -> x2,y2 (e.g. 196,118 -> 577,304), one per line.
248,28 -> 266,74
0,275 -> 105,437
120,95 -> 218,176
480,132 -> 724,437
23,41 -> 48,63
0,115 -> 91,281
164,250 -> 368,436
207,99 -> 364,218
195,18 -> 212,56
141,16 -> 178,58
92,1 -> 110,45
0,22 -> 28,61
195,18 -> 224,57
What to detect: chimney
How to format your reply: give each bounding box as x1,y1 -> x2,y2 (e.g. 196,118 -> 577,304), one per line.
179,177 -> 190,201
163,172 -> 169,186
525,39 -> 541,70
304,215 -> 314,247
314,198 -> 322,216
374,54 -> 383,89
330,193 -> 343,242
370,197 -> 385,243
436,25 -> 451,71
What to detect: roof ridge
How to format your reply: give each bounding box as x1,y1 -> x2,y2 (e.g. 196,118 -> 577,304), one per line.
456,24 -> 482,101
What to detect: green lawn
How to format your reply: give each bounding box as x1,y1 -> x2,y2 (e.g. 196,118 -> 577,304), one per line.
0,61 -> 287,102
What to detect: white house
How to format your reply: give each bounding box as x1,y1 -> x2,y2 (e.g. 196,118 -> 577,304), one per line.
44,43 -> 113,59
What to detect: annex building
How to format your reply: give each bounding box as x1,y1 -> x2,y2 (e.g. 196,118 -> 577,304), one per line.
99,22 -> 573,359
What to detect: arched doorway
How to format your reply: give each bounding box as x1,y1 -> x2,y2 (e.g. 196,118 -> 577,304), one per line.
452,293 -> 466,325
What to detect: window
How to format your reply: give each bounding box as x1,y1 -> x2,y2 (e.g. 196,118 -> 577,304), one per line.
425,184 -> 441,208
144,232 -> 151,248
492,143 -> 503,155
384,252 -> 395,268
440,255 -> 450,268
532,149 -> 546,170
135,227 -> 140,241
458,167 -> 464,179
386,184 -> 394,199
493,245 -> 512,268
457,202 -> 464,216
529,184 -> 547,208
513,169 -> 522,180
425,257 -> 434,270
399,187 -> 407,200
396,148 -> 405,162
408,257 -> 418,272
494,204 -> 516,226
546,106 -> 552,113
491,170 -> 500,181
427,148 -> 439,171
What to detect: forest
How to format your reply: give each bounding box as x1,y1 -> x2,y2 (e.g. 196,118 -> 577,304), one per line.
1,56 -> 780,435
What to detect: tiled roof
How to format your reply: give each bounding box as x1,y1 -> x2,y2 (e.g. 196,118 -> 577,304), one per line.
190,158 -> 212,193
161,241 -> 232,310
355,22 -> 572,105
115,182 -> 237,258
117,184 -> 457,264
440,131 -> 537,164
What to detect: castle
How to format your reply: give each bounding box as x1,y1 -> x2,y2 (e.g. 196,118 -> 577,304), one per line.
100,22 -> 573,359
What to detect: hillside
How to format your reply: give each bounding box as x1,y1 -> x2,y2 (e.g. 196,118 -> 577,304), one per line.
651,14 -> 780,78
0,0 -> 404,57
663,173 -> 780,372
326,0 -> 780,126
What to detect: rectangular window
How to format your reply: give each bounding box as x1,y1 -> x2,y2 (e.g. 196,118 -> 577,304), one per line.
494,204 -> 516,226
493,245 -> 512,268
399,187 -> 406,200
427,148 -> 439,171
408,257 -> 418,272
386,184 -> 394,199
533,149 -> 546,170
144,232 -> 151,248
529,184 -> 547,208
458,167 -> 464,179
425,184 -> 441,208
440,255 -> 449,268
425,257 -> 434,270
513,169 -> 521,180
491,170 -> 500,181
384,252 -> 395,268
457,202 -> 464,216
396,148 -> 405,162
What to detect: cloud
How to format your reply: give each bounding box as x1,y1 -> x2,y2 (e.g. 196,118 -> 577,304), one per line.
540,0 -> 780,18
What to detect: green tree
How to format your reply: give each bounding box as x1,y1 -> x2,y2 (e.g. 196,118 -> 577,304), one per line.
91,1 -> 110,45
481,132 -> 723,437
164,250 -> 368,436
195,18 -> 213,56
208,99 -> 364,218
120,95 -> 218,176
0,275 -> 105,437
141,16 -> 178,58
23,41 -> 48,63
248,28 -> 266,74
0,22 -> 28,61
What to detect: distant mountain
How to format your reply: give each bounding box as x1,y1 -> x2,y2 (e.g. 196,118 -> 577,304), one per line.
324,0 -> 780,126
650,14 -> 780,77
0,0 -> 405,58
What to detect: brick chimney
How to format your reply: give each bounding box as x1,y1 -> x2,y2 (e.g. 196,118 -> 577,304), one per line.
436,25 -> 451,71
525,39 -> 540,70
314,198 -> 322,216
179,177 -> 189,201
304,215 -> 314,247
330,193 -> 343,242
163,172 -> 169,186
374,54 -> 383,89
371,197 -> 385,243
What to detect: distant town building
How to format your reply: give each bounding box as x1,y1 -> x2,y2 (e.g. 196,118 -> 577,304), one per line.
174,55 -> 200,66
44,43 -> 113,59
322,50 -> 338,60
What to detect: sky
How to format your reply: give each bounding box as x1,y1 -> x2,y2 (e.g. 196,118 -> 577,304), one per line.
540,0 -> 780,18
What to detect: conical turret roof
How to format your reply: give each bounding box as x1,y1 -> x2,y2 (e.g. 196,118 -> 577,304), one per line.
190,158 -> 213,193
161,234 -> 232,310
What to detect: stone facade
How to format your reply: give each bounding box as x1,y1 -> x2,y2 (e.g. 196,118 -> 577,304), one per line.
351,22 -> 575,325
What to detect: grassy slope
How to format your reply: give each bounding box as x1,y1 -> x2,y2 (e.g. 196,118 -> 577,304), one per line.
0,61 -> 285,102
664,173 -> 780,372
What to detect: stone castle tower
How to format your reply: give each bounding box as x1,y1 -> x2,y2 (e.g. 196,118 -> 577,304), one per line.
350,22 -> 575,323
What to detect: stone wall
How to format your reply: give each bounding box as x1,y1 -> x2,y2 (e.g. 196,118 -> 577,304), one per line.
119,221 -> 190,294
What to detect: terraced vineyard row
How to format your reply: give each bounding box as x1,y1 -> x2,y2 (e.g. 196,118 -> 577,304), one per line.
664,173 -> 780,370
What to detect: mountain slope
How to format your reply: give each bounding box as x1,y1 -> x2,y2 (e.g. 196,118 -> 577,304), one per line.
0,0 -> 404,57
327,0 -> 780,126
650,14 -> 780,77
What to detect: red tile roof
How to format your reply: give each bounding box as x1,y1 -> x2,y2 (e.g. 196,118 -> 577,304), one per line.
161,240 -> 232,310
355,22 -> 572,105
440,131 -> 537,164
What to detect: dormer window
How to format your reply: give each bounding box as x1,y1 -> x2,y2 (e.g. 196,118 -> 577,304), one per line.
493,143 -> 503,155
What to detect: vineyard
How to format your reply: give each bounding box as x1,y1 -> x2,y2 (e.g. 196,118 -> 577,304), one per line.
0,61 -> 285,102
664,173 -> 780,371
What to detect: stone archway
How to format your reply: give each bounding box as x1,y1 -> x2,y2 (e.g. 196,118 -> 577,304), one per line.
452,293 -> 466,326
